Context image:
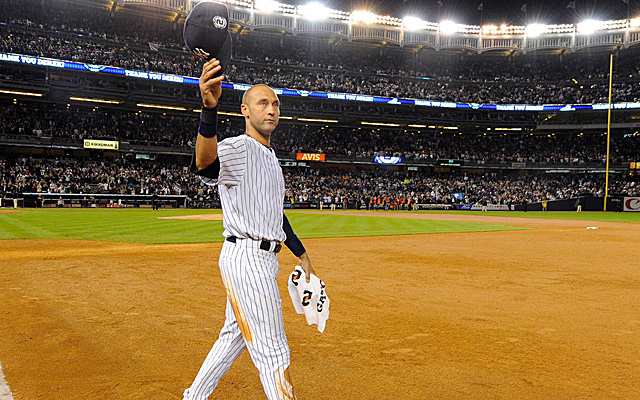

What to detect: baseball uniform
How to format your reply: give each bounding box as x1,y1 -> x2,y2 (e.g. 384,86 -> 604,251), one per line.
183,125 -> 296,400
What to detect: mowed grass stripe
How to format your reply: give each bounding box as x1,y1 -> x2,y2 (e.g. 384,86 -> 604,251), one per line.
0,215 -> 50,239
286,214 -> 519,239
0,210 -> 217,243
417,210 -> 640,223
0,209 -> 520,244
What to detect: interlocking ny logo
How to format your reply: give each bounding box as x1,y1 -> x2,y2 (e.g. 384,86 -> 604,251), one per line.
213,16 -> 227,29
193,47 -> 210,59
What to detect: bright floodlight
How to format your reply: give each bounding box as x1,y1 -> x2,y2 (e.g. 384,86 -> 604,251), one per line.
439,20 -> 458,34
255,0 -> 280,13
299,3 -> 331,21
527,23 -> 546,37
577,19 -> 602,34
403,16 -> 424,31
352,10 -> 376,24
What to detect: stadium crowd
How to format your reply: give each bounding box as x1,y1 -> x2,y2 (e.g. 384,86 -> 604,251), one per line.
2,1 -> 640,210
0,102 -> 198,147
1,156 -> 639,209
4,24 -> 640,105
4,0 -> 640,105
0,0 -> 184,49
4,0 -> 640,79
283,168 -> 640,207
275,126 -> 640,164
2,102 -> 640,164
0,156 -> 220,207
2,156 -> 639,209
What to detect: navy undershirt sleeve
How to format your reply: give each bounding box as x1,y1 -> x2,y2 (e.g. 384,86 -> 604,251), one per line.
283,214 -> 306,257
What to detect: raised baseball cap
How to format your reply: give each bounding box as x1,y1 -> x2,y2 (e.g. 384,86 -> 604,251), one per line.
183,1 -> 232,75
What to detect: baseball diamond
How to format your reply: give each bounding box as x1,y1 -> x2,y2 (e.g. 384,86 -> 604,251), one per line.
0,210 -> 639,399
2,0 -> 640,398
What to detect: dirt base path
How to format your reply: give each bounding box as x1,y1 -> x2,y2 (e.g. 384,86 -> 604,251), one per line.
0,214 -> 639,399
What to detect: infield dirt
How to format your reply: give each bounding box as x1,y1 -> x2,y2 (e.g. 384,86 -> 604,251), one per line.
0,212 -> 638,400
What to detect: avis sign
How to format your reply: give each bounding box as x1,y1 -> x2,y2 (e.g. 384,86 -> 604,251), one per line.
296,153 -> 325,161
623,197 -> 640,212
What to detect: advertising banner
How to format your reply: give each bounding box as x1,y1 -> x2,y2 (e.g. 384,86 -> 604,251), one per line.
374,156 -> 402,164
459,204 -> 510,211
284,202 -> 319,209
84,139 -> 119,150
296,153 -> 326,161
4,51 -> 640,112
417,204 -> 455,210
623,197 -> 640,212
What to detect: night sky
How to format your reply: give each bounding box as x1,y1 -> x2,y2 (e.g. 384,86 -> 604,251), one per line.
294,0 -> 637,26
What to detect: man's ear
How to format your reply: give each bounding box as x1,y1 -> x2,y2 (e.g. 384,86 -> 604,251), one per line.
241,104 -> 249,118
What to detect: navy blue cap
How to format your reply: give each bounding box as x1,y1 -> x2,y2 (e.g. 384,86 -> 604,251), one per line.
184,1 -> 232,75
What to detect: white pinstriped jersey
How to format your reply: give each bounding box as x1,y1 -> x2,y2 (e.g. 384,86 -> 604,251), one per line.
185,131 -> 295,399
212,134 -> 286,242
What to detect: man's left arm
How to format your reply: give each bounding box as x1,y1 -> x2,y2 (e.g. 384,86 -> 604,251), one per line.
283,214 -> 315,283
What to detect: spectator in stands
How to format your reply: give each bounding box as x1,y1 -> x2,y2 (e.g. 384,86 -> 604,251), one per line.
13,187 -> 19,208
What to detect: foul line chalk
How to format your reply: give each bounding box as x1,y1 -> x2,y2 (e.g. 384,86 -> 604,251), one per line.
0,361 -> 14,400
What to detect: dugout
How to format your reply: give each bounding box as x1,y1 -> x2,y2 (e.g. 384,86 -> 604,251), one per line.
20,193 -> 187,209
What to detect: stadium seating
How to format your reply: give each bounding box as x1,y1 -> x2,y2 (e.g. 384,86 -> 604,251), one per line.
1,0 -> 639,208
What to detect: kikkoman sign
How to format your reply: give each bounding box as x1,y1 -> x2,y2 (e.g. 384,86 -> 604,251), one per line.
83,139 -> 119,150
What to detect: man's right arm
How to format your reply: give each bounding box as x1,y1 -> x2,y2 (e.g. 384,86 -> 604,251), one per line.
195,59 -> 225,171
195,110 -> 219,171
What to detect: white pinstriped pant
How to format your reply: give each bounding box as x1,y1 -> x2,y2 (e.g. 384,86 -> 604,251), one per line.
183,239 -> 296,400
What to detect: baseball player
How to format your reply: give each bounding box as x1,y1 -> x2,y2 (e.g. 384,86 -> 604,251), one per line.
182,58 -> 316,400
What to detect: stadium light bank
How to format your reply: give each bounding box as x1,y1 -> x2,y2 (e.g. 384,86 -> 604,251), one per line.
526,24 -> 546,38
298,3 -> 331,21
577,20 -> 603,34
439,20 -> 459,35
216,0 -> 640,39
403,16 -> 425,31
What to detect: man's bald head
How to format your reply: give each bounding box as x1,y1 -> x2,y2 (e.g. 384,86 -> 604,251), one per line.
242,84 -> 275,105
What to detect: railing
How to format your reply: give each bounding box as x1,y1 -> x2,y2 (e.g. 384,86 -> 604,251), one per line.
19,192 -> 188,208
296,20 -> 348,36
0,135 -> 633,171
286,153 -> 627,171
223,7 -> 640,53
122,0 -> 188,13
351,26 -> 401,44
0,134 -> 192,154
525,35 -> 573,52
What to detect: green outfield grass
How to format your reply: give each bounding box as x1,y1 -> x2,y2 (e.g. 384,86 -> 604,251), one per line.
418,210 -> 640,223
0,208 -> 523,244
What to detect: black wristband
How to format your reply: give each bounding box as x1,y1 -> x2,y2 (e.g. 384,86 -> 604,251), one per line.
198,120 -> 217,138
200,105 -> 218,125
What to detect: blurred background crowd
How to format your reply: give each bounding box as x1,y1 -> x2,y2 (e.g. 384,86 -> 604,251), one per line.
1,0 -> 639,209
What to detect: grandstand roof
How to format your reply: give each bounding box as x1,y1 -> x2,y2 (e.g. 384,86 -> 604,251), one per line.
328,0 -> 632,26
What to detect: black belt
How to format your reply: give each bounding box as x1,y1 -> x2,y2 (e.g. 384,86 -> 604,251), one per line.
226,236 -> 282,253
